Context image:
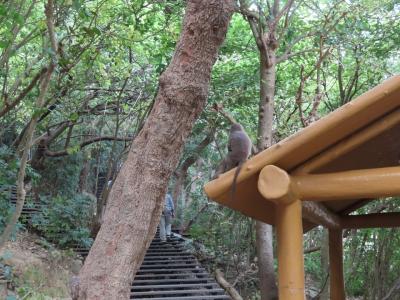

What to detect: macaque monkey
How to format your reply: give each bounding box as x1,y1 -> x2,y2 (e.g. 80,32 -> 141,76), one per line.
213,123 -> 252,200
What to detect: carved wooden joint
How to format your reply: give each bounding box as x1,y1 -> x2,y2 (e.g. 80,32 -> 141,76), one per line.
257,165 -> 298,205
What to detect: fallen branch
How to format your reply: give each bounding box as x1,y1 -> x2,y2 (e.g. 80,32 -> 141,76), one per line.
304,246 -> 321,254
215,269 -> 243,300
180,203 -> 209,234
382,276 -> 400,300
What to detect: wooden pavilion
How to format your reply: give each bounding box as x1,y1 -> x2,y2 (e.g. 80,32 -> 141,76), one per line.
204,75 -> 400,299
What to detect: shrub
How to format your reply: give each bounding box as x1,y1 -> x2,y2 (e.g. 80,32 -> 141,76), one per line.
32,193 -> 95,248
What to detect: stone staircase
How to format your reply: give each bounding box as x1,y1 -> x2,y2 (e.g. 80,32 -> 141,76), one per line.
131,233 -> 231,299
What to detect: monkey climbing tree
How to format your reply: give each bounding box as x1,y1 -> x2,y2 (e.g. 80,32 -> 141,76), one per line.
205,75 -> 400,300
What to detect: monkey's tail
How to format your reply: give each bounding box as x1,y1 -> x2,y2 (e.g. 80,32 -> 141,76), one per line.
230,161 -> 243,202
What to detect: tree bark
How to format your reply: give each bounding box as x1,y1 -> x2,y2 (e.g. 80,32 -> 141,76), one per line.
239,1 -> 281,297
77,1 -> 234,298
257,53 -> 276,150
256,222 -> 278,300
256,49 -> 279,300
78,158 -> 90,192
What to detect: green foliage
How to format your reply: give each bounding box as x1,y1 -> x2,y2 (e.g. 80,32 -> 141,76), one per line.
0,146 -> 39,233
32,194 -> 94,248
0,192 -> 12,232
304,251 -> 322,279
0,0 -> 399,298
0,250 -> 14,282
39,155 -> 83,198
0,146 -> 18,187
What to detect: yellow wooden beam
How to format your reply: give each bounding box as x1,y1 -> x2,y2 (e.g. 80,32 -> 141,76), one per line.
260,165 -> 400,202
341,212 -> 400,228
292,166 -> 400,201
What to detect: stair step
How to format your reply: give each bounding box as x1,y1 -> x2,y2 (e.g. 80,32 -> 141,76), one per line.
132,296 -> 230,300
143,255 -> 193,260
131,288 -> 226,296
142,259 -> 197,264
137,268 -> 206,275
134,273 -> 210,279
133,278 -> 215,285
132,283 -> 219,290
140,263 -> 200,269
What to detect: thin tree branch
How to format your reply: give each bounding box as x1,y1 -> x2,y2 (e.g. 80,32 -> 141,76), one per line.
276,48 -> 318,64
212,103 -> 236,124
272,0 -> 279,17
272,0 -> 294,27
181,203 -> 209,234
304,246 -> 321,254
382,274 -> 400,299
44,136 -> 134,157
0,67 -> 48,118
45,0 -> 58,56
276,32 -> 319,63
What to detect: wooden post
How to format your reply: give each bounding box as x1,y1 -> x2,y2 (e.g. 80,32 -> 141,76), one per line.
276,199 -> 305,300
257,165 -> 306,299
329,229 -> 345,300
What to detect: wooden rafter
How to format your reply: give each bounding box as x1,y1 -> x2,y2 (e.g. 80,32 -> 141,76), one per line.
341,212 -> 400,228
294,107 -> 400,175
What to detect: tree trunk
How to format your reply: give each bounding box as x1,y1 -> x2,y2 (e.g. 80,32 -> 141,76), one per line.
78,158 -> 90,192
256,51 -> 278,300
320,229 -> 329,299
77,1 -> 234,298
256,222 -> 278,300
257,53 -> 276,150
172,170 -> 186,213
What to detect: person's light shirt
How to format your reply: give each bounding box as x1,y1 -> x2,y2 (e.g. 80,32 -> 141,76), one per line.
165,194 -> 174,212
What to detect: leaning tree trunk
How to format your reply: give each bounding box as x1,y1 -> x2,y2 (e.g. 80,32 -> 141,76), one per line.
256,50 -> 279,300
77,1 -> 234,298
